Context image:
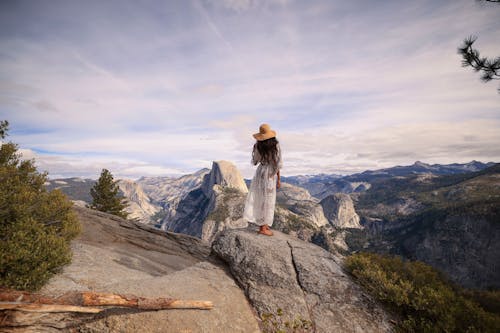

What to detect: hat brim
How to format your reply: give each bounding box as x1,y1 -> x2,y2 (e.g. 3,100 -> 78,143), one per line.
253,130 -> 276,141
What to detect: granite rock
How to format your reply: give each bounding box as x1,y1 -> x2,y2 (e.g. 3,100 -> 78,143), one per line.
212,228 -> 394,333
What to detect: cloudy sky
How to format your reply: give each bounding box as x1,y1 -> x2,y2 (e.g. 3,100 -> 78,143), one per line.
0,0 -> 499,179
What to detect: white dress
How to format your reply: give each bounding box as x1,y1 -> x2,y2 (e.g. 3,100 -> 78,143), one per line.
243,143 -> 283,226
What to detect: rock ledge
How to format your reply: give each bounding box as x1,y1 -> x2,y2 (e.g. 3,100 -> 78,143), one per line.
212,228 -> 394,333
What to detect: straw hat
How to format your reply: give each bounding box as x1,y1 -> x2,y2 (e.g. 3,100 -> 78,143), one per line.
253,123 -> 276,141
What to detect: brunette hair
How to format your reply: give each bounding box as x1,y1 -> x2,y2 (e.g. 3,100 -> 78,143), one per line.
253,137 -> 279,171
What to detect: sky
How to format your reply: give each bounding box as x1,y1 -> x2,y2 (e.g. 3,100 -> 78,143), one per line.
0,0 -> 499,179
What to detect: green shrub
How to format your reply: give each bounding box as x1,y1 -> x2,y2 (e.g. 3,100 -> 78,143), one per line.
261,307 -> 313,333
345,252 -> 500,332
0,121 -> 81,291
459,289 -> 500,315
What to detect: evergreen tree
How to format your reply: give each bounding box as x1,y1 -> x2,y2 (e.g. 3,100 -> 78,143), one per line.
0,120 -> 81,291
90,168 -> 128,219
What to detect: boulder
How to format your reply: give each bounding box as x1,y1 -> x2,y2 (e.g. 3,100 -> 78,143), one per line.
212,228 -> 394,333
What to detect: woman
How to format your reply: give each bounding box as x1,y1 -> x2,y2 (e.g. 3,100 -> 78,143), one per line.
243,123 -> 282,236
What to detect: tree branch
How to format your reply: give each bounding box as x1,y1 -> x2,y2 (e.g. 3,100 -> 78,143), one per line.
458,36 -> 500,92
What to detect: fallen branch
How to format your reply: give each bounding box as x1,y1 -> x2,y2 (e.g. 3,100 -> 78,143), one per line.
0,289 -> 213,312
0,302 -> 101,313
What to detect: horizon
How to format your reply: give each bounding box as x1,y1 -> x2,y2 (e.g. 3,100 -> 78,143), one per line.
43,158 -> 498,181
1,0 -> 499,179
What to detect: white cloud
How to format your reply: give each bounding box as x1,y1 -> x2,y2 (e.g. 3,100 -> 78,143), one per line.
19,148 -> 185,180
206,0 -> 288,12
1,0 -> 499,179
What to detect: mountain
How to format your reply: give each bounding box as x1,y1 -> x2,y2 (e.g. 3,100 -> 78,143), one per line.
44,177 -> 95,204
137,168 -> 209,222
280,173 -> 344,198
353,160 -> 496,179
162,160 -> 249,242
137,168 -> 209,204
276,182 -> 329,228
320,193 -> 362,229
283,160 -> 495,200
118,179 -> 161,223
44,170 -> 210,225
349,163 -> 500,289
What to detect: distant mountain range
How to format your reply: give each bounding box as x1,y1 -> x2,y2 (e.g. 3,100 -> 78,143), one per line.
351,163 -> 500,289
45,160 -> 496,220
282,160 -> 496,199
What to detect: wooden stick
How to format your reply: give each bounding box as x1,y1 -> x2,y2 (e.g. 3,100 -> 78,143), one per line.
0,289 -> 213,311
0,302 -> 102,313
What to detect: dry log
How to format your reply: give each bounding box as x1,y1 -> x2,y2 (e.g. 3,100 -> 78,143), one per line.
0,289 -> 213,312
0,302 -> 101,313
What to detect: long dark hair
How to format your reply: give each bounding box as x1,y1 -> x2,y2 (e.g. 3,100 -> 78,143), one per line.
253,137 -> 279,170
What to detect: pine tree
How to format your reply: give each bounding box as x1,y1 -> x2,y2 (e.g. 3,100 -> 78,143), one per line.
90,168 -> 128,219
0,120 -> 81,291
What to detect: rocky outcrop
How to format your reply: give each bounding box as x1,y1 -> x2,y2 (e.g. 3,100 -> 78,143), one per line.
119,179 -> 161,223
201,160 -> 248,196
164,161 -> 248,240
321,193 -> 362,229
25,206 -> 261,333
277,183 -> 329,228
277,182 -> 312,202
212,228 -> 394,333
8,206 -> 398,332
201,185 -> 248,243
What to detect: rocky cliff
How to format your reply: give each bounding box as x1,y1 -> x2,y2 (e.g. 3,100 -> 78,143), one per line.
137,168 -> 210,228
118,179 -> 161,223
277,183 -> 329,228
163,161 -> 249,241
201,160 -> 248,196
320,193 -> 362,229
408,214 -> 499,289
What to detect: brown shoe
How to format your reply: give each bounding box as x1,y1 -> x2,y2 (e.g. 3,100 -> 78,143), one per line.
258,225 -> 273,236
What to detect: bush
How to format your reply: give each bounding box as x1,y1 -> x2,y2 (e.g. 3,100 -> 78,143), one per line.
0,121 -> 80,291
261,307 -> 313,333
345,252 -> 500,332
